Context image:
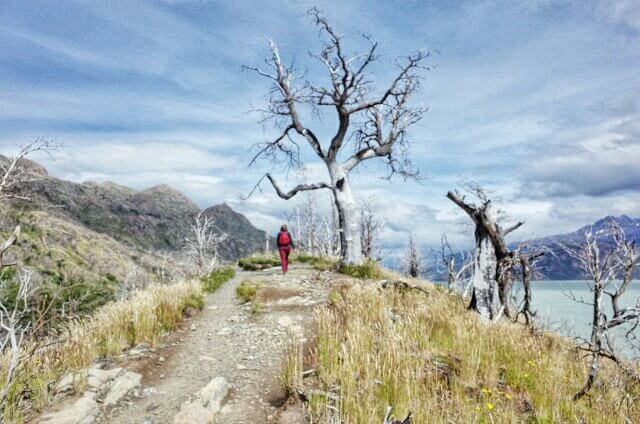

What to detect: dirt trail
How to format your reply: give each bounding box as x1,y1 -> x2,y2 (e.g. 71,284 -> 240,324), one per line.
96,266 -> 334,424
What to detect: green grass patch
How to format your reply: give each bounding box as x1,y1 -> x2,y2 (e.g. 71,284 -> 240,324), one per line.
238,255 -> 281,271
337,259 -> 385,279
238,253 -> 339,272
200,266 -> 236,293
236,280 -> 259,303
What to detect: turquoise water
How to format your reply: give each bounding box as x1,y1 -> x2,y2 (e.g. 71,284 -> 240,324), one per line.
528,280 -> 640,358
432,280 -> 640,358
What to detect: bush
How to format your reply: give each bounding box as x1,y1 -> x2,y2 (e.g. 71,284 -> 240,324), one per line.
236,280 -> 258,303
308,256 -> 339,271
338,259 -> 384,279
200,266 -> 236,293
238,255 -> 281,271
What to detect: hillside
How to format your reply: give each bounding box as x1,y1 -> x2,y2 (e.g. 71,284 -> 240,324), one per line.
4,157 -> 267,262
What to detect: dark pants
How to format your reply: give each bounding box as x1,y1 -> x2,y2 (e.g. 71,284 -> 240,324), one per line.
279,246 -> 291,273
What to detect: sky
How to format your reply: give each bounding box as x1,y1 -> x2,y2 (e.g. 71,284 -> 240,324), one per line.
1,0 -> 639,250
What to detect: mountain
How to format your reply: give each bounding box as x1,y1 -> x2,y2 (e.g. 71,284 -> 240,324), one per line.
513,215 -> 640,280
1,157 -> 267,287
400,215 -> 640,281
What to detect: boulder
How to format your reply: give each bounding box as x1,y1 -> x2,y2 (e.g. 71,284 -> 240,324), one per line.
173,377 -> 229,424
173,401 -> 212,424
102,371 -> 142,405
39,392 -> 97,424
87,367 -> 122,390
197,377 -> 229,413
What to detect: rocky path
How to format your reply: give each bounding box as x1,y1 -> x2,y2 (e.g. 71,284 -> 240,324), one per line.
92,266 -> 333,424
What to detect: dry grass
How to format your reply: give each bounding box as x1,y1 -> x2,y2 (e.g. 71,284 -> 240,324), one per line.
299,281 -> 640,423
1,280 -> 204,423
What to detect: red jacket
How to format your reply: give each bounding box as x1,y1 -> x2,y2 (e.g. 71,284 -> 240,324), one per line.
277,231 -> 294,248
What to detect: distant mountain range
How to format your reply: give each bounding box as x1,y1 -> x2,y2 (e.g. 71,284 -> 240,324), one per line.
511,215 -> 640,280
385,215 -> 640,281
0,156 -> 267,286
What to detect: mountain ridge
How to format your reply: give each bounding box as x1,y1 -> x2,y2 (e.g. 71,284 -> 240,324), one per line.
1,157 -> 267,289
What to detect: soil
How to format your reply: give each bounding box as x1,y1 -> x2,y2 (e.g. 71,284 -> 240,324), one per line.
94,266 -> 337,424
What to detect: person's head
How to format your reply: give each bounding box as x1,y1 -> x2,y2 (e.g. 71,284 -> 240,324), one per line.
280,224 -> 288,232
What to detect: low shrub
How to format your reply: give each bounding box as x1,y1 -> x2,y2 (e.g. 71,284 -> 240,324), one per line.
200,266 -> 236,293
236,280 -> 259,303
338,259 -> 384,279
238,255 -> 281,271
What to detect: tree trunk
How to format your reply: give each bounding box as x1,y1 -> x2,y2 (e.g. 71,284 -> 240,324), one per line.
328,162 -> 363,264
471,224 -> 497,319
497,258 -> 516,318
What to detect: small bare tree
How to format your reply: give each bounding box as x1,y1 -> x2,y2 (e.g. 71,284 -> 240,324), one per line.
244,8 -> 429,264
563,223 -> 640,400
0,270 -> 36,405
359,198 -> 385,260
0,139 -> 57,406
447,187 -> 525,320
287,191 -> 340,256
402,233 -> 422,278
0,138 -> 57,201
118,266 -> 149,300
185,211 -> 227,274
439,233 -> 473,292
513,246 -> 546,327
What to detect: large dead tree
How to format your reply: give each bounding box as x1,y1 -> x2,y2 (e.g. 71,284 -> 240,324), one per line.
245,8 -> 429,264
446,188 -> 524,320
564,223 -> 640,400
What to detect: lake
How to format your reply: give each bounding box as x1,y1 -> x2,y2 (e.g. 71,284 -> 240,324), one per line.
528,280 -> 640,358
432,280 -> 640,358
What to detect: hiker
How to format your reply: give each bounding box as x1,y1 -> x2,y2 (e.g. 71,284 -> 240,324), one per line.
277,224 -> 294,274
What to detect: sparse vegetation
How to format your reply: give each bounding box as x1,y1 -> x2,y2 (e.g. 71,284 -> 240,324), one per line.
236,280 -> 259,303
238,255 -> 281,271
200,266 -> 236,293
299,281 -> 640,423
238,253 -> 339,272
293,253 -> 339,271
250,301 -> 264,315
337,259 -> 385,279
1,280 -> 204,422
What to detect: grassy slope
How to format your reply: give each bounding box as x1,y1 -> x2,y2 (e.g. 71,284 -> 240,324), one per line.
287,274 -> 640,423
1,267 -> 237,423
1,207 -> 165,285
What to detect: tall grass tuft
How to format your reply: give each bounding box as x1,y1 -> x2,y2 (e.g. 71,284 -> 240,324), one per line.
337,259 -> 385,279
200,266 -> 236,293
236,280 -> 259,303
1,280 -> 204,423
309,282 -> 640,423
